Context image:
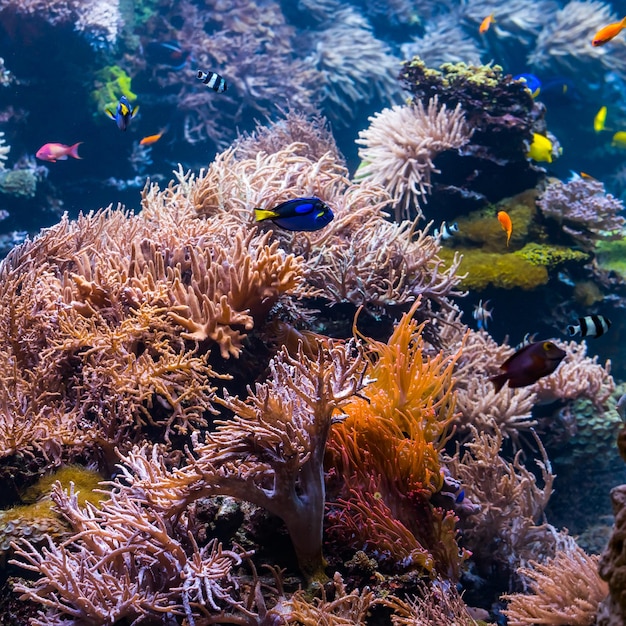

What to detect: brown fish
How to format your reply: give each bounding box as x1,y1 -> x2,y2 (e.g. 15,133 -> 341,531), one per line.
490,341 -> 566,392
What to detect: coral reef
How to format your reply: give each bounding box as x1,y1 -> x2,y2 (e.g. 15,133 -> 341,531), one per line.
439,246 -> 550,290
309,7 -> 402,125
599,481 -> 626,626
503,534 -> 608,625
355,97 -> 472,221
537,177 -> 626,252
397,58 -> 546,215
0,0 -> 122,46
326,302 -> 469,580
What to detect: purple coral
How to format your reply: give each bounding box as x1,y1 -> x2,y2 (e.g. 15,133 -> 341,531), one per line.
537,177 -> 626,250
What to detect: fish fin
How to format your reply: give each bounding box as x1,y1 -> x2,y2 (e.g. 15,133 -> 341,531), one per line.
69,142 -> 83,159
567,325 -> 577,336
131,105 -> 139,118
56,155 -> 68,160
489,373 -> 508,393
254,208 -> 278,222
104,109 -> 116,120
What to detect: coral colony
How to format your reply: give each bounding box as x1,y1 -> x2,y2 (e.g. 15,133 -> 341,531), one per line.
1,0 -> 626,625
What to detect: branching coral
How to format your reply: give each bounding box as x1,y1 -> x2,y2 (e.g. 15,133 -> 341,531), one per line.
11,483 -> 256,625
113,341 -> 366,581
533,339 -> 614,407
537,178 -> 626,251
502,535 -> 607,626
232,109 -> 343,164
448,427 -> 556,574
190,141 -> 463,312
0,174 -> 305,469
379,579 -> 481,625
284,572 -> 375,623
356,97 -> 471,221
149,0 -> 321,147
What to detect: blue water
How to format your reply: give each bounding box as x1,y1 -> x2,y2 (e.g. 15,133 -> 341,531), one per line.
1,0 -> 626,621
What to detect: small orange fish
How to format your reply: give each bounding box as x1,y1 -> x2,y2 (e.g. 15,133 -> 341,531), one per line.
479,14 -> 495,34
592,17 -> 626,46
139,126 -> 168,146
497,210 -> 512,247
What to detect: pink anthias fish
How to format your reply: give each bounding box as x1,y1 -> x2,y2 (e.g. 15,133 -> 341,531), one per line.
35,142 -> 82,163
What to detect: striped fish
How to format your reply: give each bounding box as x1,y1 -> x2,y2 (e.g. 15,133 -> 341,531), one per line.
196,70 -> 227,93
567,314 -> 611,338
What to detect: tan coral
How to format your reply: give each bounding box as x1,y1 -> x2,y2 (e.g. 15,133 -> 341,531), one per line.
503,535 -> 608,626
356,97 -> 472,221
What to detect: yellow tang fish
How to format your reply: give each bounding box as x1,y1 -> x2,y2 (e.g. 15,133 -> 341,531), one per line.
527,133 -> 554,163
612,131 -> 626,149
594,106 -> 607,132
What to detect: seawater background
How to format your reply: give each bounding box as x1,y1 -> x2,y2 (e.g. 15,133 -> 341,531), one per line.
0,0 -> 624,545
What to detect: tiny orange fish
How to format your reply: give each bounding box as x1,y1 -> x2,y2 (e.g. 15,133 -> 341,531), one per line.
497,210 -> 512,247
479,14 -> 495,34
139,126 -> 168,146
592,17 -> 626,46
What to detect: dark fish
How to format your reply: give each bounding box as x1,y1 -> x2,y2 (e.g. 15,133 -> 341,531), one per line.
490,341 -> 566,393
567,315 -> 611,338
254,197 -> 334,232
145,41 -> 190,70
105,96 -> 138,131
196,70 -> 227,93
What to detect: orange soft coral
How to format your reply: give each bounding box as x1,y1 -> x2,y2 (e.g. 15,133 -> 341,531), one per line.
326,301 -> 467,578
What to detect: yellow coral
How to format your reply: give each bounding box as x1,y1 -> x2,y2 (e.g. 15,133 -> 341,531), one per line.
0,466 -> 104,552
439,248 -> 549,290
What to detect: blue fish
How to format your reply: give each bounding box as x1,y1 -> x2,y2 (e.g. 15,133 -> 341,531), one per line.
254,197 -> 334,232
513,73 -> 541,98
105,96 -> 138,132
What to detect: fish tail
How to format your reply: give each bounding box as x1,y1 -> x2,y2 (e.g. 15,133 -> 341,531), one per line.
567,325 -> 578,336
254,208 -> 277,222
69,142 -> 83,160
489,374 -> 507,393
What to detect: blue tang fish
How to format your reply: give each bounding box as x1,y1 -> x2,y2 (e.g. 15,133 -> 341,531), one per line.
254,197 -> 334,231
105,96 -> 138,131
513,73 -> 541,98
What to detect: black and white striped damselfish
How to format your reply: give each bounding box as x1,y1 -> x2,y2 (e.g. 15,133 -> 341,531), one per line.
567,314 -> 612,338
196,70 -> 227,93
